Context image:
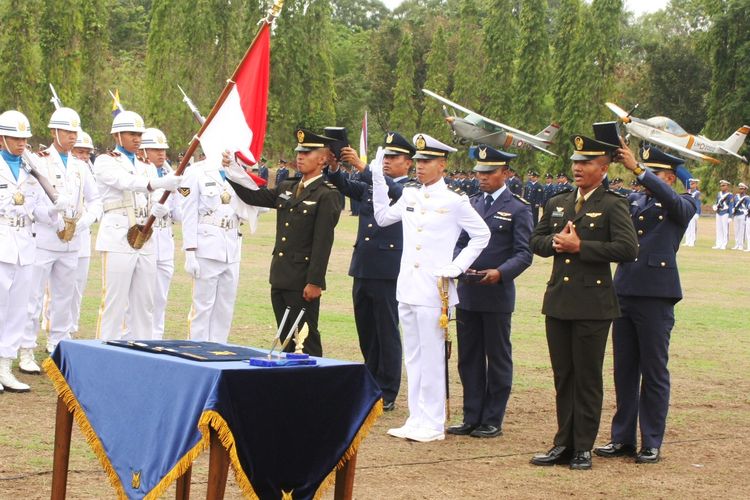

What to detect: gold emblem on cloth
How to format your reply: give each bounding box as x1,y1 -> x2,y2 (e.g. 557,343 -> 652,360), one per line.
18,122 -> 27,132
642,147 -> 650,160
574,136 -> 584,151
178,187 -> 191,197
297,130 -> 305,143
131,471 -> 141,489
479,147 -> 487,160
12,191 -> 25,205
415,135 -> 426,150
220,191 -> 231,204
209,350 -> 236,356
386,133 -> 394,144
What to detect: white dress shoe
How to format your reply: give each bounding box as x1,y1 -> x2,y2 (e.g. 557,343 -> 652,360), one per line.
387,424 -> 413,439
19,348 -> 41,375
404,427 -> 445,443
0,358 -> 30,392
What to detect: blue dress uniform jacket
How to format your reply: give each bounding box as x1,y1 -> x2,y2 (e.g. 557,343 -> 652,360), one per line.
506,175 -> 522,196
453,188 -> 533,428
327,168 -> 406,279
614,170 -> 696,301
326,167 -> 408,402
608,169 -> 696,450
275,166 -> 289,186
456,189 -> 533,312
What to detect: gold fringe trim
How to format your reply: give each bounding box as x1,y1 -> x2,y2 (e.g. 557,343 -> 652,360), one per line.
44,358 -> 211,500
143,428 -> 209,500
313,398 -> 383,500
43,358 -> 128,499
198,410 -> 260,499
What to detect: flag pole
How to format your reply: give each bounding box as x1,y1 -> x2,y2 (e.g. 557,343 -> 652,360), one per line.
130,0 -> 284,249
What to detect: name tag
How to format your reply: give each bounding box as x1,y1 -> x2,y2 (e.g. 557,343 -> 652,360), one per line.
551,211 -> 564,219
56,174 -> 62,179
0,184 -> 6,189
494,215 -> 512,221
205,182 -> 216,187
279,193 -> 290,200
406,206 -> 415,212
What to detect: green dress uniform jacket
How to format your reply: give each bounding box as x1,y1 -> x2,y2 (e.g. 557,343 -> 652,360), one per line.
531,187 -> 638,320
228,176 -> 342,291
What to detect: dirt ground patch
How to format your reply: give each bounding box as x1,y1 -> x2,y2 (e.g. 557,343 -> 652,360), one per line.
1,215 -> 748,499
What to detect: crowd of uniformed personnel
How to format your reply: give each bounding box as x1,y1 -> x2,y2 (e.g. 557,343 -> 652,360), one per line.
1,99 -> 738,471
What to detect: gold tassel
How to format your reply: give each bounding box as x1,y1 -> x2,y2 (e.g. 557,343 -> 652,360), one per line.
43,358 -> 128,500
313,399 -> 383,500
198,410 -> 260,500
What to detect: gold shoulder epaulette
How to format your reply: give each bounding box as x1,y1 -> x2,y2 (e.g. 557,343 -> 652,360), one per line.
606,189 -> 626,198
37,150 -> 51,158
513,193 -> 530,205
450,186 -> 466,196
324,181 -> 337,190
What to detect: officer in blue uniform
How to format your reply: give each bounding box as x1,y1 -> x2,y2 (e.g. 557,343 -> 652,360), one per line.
258,157 -> 269,182
523,170 -> 544,225
543,173 -> 556,205
556,172 -> 573,193
326,131 -> 414,410
274,159 -> 289,187
447,145 -> 533,438
506,168 -> 522,196
595,144 -> 695,464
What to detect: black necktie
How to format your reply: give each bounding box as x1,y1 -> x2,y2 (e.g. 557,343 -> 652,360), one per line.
484,194 -> 493,213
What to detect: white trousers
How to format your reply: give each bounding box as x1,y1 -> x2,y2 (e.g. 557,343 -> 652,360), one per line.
188,257 -> 240,343
0,262 -> 34,358
23,248 -> 78,349
97,251 -> 156,341
746,217 -> 750,250
715,214 -> 729,249
152,258 -> 175,340
733,216 -> 746,248
684,214 -> 698,247
398,302 -> 446,433
70,256 -> 90,333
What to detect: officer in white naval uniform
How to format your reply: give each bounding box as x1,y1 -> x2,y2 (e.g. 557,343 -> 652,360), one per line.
94,111 -> 181,340
21,109 -> 102,371
140,128 -> 181,339
372,134 -> 490,442
0,111 -> 62,392
180,157 -> 244,343
67,131 -> 97,336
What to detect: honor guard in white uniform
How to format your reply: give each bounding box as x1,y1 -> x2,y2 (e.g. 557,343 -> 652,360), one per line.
180,158 -> 244,343
0,111 -> 61,392
732,183 -> 748,250
67,131 -> 97,336
372,134 -> 490,442
22,110 -> 102,371
712,180 -> 733,249
140,128 -> 181,339
94,111 -> 181,340
683,178 -> 701,247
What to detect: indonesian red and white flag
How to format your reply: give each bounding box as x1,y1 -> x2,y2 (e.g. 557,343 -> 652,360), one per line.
199,23 -> 270,183
359,111 -> 368,164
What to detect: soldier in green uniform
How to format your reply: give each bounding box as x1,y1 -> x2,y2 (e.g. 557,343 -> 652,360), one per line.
226,129 -> 342,356
529,134 -> 638,470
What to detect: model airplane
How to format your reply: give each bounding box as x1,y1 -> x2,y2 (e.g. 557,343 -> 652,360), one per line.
422,89 -> 559,156
606,102 -> 749,164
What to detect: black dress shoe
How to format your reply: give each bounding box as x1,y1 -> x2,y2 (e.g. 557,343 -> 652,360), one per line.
382,400 -> 396,412
469,424 -> 502,438
594,442 -> 637,458
446,422 -> 477,435
636,447 -> 660,464
570,450 -> 592,470
530,446 -> 572,466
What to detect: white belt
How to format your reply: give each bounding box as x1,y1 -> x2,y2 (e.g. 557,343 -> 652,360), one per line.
103,199 -> 134,212
0,215 -> 30,228
199,213 -> 237,230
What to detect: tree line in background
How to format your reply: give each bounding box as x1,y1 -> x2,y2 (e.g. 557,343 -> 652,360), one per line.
0,0 -> 748,198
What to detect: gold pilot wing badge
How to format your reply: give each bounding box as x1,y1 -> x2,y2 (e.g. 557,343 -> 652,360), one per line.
587,212 -> 602,218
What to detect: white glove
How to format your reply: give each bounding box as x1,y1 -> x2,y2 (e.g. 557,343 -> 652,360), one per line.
434,263 -> 462,278
52,194 -> 71,213
150,173 -> 181,192
74,212 -> 97,235
150,203 -> 169,218
184,251 -> 200,279
370,146 -> 385,178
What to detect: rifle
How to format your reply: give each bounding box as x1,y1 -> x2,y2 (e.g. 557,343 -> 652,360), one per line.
438,277 -> 452,421
178,85 -> 205,125
49,84 -> 63,110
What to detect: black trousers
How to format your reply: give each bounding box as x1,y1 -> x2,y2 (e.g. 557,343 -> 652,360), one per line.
352,278 -> 402,402
611,296 -> 674,448
271,288 -> 322,357
545,316 -> 611,450
456,308 -> 513,427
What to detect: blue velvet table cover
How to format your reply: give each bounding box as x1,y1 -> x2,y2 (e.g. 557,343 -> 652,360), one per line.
45,340 -> 383,500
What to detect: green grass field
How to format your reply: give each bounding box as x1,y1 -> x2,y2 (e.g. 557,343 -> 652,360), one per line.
1,210 -> 749,498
